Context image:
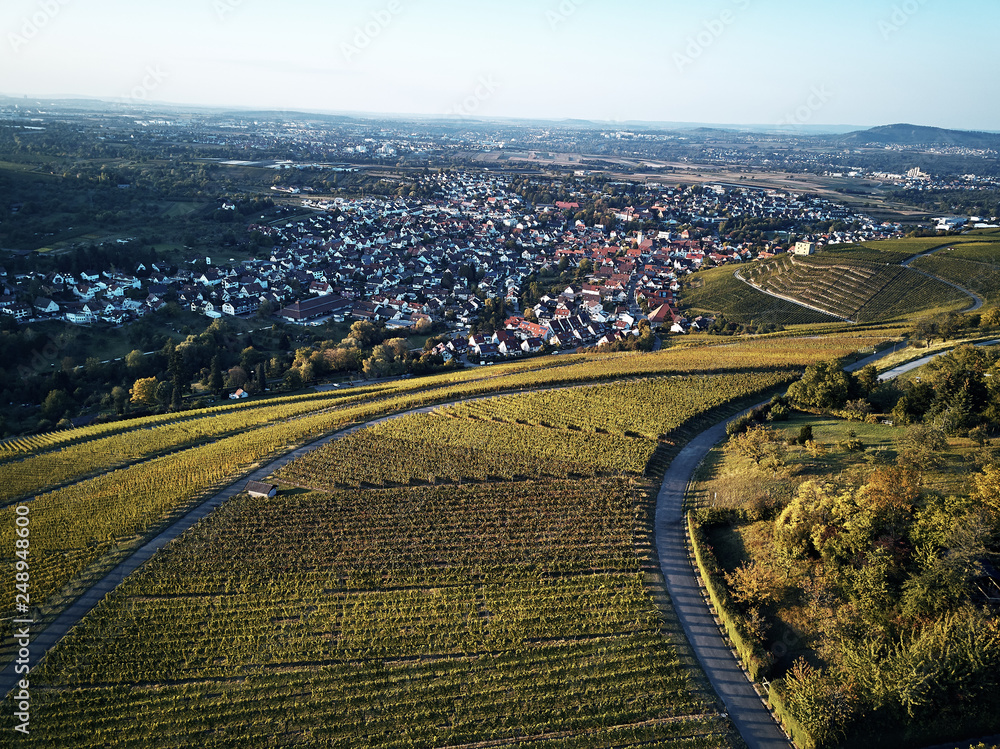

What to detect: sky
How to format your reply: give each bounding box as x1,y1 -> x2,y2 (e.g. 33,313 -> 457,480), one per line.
2,0 -> 998,130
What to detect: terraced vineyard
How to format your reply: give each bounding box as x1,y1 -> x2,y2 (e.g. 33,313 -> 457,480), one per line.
744,255 -> 968,321
15,372 -> 761,747
681,265 -> 840,326
808,243 -> 917,265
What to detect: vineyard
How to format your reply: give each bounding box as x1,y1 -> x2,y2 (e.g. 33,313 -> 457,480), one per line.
277,412 -> 656,488
445,373 -> 798,441
939,237 -> 1000,264
681,266 -> 839,326
0,382 -> 393,465
0,326 -> 897,647
912,254 -> 1000,306
743,255 -> 968,321
19,467 -> 733,745
0,324 -> 907,746
808,243 -> 916,266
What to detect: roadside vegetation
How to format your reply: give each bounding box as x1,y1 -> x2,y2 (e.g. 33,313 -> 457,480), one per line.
690,352 -> 1000,748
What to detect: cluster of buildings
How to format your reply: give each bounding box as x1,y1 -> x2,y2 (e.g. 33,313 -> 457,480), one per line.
1,173 -> 902,346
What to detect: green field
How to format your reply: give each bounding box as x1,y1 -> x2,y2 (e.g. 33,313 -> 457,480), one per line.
913,254 -> 1000,306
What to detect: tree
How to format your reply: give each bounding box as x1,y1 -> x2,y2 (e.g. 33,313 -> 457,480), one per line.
282,368 -> 303,391
125,349 -> 146,372
226,366 -> 249,390
782,659 -> 856,747
896,424 -> 948,469
912,318 -> 938,348
348,320 -> 380,349
209,356 -> 224,396
155,381 -> 173,408
787,360 -> 852,410
855,364 -> 880,396
130,377 -> 159,408
859,465 -> 921,530
981,307 -> 1000,328
111,385 -> 130,416
972,464 -> 1000,519
726,425 -> 786,472
41,389 -> 72,422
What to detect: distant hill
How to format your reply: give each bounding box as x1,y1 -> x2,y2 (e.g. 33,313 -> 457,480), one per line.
839,124 -> 1000,149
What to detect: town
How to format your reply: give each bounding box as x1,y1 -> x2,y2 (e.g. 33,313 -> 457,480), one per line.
0,170 -> 905,357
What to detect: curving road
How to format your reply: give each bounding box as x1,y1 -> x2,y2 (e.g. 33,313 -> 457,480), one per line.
901,246 -> 983,312
652,349 -> 898,749
655,407 -> 791,749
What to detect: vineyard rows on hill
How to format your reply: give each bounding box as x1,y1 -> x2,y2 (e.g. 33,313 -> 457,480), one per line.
25,477 -> 731,748
0,333 -> 893,629
913,255 -> 1000,306
0,382 -> 393,465
446,373 -> 798,441
682,266 -> 838,326
746,256 -> 966,321
277,412 -> 656,489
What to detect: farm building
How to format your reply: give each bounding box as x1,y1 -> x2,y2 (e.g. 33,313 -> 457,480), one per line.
245,481 -> 279,499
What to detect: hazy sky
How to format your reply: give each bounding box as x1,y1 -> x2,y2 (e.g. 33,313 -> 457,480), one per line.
2,0 -> 998,129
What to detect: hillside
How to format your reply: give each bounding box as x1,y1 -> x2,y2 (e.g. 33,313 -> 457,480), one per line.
682,265 -> 841,328
742,254 -> 968,323
0,334 -> 898,747
838,123 -> 1000,149
683,237 -> 998,328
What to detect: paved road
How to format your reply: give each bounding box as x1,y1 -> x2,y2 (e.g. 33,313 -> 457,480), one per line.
878,338 -> 1000,382
655,406 -> 791,749
651,348 -> 895,749
902,247 -> 983,312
